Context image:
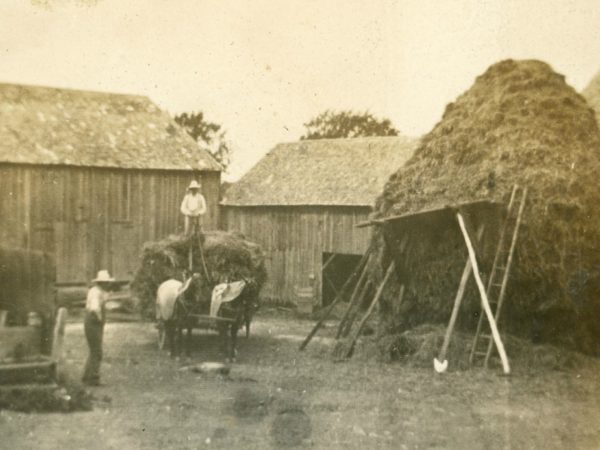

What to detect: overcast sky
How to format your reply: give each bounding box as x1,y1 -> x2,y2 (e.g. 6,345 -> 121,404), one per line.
2,0 -> 600,180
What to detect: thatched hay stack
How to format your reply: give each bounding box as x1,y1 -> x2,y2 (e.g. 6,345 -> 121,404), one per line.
132,231 -> 267,319
372,59 -> 600,354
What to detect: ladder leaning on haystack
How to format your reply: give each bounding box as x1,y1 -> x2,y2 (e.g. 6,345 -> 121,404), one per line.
469,185 -> 527,368
434,184 -> 527,375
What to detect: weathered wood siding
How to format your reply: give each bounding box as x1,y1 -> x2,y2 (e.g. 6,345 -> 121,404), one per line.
222,205 -> 371,308
0,163 -> 220,283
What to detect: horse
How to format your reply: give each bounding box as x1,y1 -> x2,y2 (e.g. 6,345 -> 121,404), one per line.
155,273 -> 200,359
157,274 -> 259,362
214,278 -> 259,362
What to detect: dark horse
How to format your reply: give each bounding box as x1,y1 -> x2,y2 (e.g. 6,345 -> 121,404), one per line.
215,278 -> 259,362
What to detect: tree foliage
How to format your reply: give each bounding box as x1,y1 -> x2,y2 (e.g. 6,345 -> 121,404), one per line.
300,110 -> 399,140
174,111 -> 231,170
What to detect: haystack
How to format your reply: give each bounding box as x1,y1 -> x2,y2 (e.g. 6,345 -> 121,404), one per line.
372,59 -> 600,354
132,231 -> 267,319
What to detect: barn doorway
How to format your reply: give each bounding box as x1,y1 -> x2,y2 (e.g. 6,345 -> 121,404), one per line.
321,252 -> 363,306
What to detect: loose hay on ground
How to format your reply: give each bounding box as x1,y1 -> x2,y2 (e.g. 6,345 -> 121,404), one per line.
351,324 -> 587,372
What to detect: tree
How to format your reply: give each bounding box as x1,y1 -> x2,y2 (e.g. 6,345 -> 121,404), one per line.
300,110 -> 399,140
174,111 -> 231,170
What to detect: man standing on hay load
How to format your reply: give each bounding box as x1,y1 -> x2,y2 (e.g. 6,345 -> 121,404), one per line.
82,270 -> 116,386
181,180 -> 207,235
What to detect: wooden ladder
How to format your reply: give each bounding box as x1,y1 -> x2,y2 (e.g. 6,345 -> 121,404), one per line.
469,185 -> 527,368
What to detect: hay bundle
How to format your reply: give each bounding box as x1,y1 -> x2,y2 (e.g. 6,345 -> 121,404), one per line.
373,59 -> 600,353
132,231 -> 267,319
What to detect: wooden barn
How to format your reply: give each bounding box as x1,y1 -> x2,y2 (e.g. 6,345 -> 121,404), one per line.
221,136 -> 416,311
0,83 -> 221,284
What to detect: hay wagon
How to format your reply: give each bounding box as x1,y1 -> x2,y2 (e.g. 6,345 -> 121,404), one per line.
155,277 -> 250,351
156,309 -> 237,350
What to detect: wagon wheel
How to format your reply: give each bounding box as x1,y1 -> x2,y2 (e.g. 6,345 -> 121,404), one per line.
157,320 -> 167,350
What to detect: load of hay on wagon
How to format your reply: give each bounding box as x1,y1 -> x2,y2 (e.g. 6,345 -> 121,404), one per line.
132,231 -> 267,319
370,59 -> 600,356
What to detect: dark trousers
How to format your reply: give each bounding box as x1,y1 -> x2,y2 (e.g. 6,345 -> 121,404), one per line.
82,311 -> 104,385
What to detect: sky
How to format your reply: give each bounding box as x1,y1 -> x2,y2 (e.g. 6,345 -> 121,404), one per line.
2,0 -> 600,180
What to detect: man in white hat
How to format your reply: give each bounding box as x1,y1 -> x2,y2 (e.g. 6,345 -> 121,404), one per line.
180,180 -> 207,235
82,270 -> 115,386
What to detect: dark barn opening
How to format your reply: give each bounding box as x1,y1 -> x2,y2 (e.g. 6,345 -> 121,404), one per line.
321,252 -> 363,306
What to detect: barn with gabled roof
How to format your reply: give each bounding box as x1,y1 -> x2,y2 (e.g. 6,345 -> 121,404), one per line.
221,136 -> 416,311
0,83 -> 222,284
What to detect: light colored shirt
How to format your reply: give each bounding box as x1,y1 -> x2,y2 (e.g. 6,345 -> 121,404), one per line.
86,285 -> 109,321
180,193 -> 207,217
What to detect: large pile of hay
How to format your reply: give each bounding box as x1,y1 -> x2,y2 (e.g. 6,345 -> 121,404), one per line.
132,231 -> 267,319
372,59 -> 600,354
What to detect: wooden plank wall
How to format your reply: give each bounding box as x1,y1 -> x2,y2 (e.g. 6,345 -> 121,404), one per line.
0,164 -> 220,283
222,205 -> 371,307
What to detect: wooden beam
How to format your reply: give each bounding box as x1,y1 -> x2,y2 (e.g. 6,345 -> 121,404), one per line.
343,261 -> 396,358
435,224 -> 485,370
335,255 -> 372,339
298,293 -> 344,351
321,253 -> 337,272
457,213 -> 510,374
355,219 -> 384,228
324,274 -> 340,298
300,248 -> 372,351
188,314 -> 235,323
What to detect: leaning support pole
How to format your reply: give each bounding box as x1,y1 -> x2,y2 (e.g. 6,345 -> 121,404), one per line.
300,250 -> 371,351
457,213 -> 510,375
335,255 -> 371,339
338,277 -> 371,339
434,259 -> 472,373
434,225 -> 484,373
298,293 -> 344,351
343,261 -> 396,359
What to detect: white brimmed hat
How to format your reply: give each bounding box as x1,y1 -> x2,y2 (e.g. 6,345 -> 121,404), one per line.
92,270 -> 116,283
188,180 -> 201,189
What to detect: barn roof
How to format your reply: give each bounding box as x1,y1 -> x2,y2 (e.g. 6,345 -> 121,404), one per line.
222,136 -> 417,207
583,70 -> 600,124
0,83 -> 221,171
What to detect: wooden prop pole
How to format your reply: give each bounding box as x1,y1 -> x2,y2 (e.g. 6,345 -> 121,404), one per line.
300,250 -> 371,351
335,255 -> 371,339
434,225 -> 484,373
298,293 -> 344,351
338,278 -> 371,339
343,261 -> 396,359
457,213 -> 510,374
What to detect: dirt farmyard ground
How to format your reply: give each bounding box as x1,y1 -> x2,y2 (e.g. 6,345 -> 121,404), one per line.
2,310 -> 600,449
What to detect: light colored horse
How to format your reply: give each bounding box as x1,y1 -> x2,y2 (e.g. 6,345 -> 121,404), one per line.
156,274 -> 197,358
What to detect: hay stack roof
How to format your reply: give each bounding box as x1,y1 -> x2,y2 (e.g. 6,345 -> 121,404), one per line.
222,136 -> 417,207
0,83 -> 221,171
582,70 -> 600,124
